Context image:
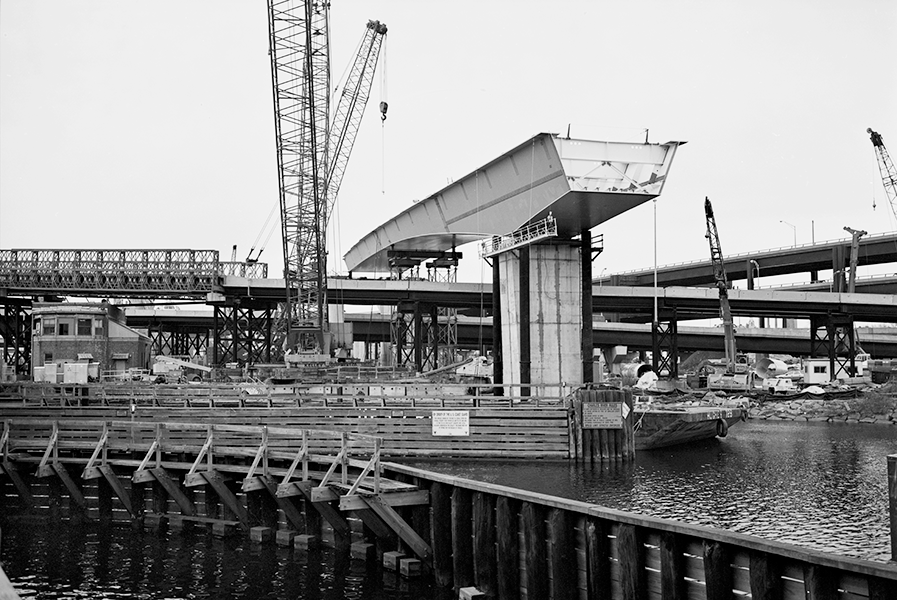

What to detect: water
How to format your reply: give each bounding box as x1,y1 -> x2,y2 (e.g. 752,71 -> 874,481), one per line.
2,420 -> 894,598
407,419 -> 897,562
0,522 -> 446,600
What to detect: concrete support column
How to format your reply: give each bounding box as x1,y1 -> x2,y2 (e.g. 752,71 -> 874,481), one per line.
500,241 -> 584,395
581,231 -> 593,383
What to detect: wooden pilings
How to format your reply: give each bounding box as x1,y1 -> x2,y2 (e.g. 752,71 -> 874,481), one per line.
0,418 -> 430,575
383,463 -> 897,600
3,418 -> 896,600
571,388 -> 635,461
889,453 -> 896,562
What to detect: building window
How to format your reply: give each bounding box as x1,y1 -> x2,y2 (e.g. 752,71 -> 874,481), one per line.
813,366 -> 827,374
32,317 -> 41,332
77,318 -> 92,336
58,320 -> 71,336
44,353 -> 53,364
43,318 -> 56,336
94,319 -> 104,335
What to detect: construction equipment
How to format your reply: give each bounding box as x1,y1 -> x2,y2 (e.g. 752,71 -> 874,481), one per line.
867,128 -> 897,220
152,355 -> 213,382
267,2 -> 386,362
842,226 -> 867,293
703,197 -> 751,391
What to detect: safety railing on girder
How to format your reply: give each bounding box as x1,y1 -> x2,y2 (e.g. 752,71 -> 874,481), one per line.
478,215 -> 558,258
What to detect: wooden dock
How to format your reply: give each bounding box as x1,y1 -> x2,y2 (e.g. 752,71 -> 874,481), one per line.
1,417 -> 895,599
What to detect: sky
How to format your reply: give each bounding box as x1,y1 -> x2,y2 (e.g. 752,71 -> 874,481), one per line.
1,0 -> 896,289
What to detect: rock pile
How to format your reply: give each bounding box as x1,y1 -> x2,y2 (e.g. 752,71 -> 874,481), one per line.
749,394 -> 897,424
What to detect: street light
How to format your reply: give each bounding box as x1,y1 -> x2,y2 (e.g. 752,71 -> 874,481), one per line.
779,220 -> 796,246
599,267 -> 607,288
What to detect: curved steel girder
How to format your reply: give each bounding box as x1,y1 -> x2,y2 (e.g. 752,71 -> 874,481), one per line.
344,133 -> 684,273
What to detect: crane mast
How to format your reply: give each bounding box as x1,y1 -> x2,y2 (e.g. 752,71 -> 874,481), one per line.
704,197 -> 737,373
867,128 -> 897,220
267,2 -> 386,359
268,0 -> 331,356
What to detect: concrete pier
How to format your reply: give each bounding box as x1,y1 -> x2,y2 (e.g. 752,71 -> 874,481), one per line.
500,241 -> 583,392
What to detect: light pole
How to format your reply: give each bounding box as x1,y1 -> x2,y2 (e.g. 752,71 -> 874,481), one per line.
779,220 -> 796,246
599,267 -> 607,288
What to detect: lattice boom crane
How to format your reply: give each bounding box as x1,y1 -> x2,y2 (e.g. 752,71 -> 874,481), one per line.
867,128 -> 897,220
267,1 -> 386,359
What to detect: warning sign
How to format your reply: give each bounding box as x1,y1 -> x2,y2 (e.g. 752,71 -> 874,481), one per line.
432,410 -> 470,436
582,402 -> 624,429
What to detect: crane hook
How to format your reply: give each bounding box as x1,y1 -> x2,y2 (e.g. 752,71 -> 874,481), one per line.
379,101 -> 388,122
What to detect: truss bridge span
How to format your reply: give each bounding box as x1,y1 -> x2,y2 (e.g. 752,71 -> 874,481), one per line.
0,249 -> 267,299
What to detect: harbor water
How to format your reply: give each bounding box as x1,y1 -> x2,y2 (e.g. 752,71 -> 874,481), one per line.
1,419 -> 894,599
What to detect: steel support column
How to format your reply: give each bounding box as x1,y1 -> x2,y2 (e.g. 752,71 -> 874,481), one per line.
491,258 -> 503,392
0,300 -> 31,375
391,301 -> 439,373
212,302 -> 274,368
581,231 -> 594,383
810,313 -> 857,379
150,324 -> 210,358
519,245 -> 531,396
652,309 -> 679,379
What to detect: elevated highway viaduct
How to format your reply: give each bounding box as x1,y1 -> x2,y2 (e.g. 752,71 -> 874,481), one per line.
122,308 -> 897,358
596,231 -> 897,289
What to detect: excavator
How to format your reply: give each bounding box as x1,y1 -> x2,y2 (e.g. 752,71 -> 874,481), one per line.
703,197 -> 752,391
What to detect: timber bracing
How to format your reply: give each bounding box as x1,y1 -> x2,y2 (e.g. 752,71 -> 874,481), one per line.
0,418 -> 431,561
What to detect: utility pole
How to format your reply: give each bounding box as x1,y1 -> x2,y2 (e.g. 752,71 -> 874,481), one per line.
843,226 -> 867,294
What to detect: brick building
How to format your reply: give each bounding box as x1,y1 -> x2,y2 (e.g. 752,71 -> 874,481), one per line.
31,302 -> 150,380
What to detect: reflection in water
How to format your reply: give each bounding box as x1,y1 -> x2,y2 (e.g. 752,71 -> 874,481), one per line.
1,420 -> 893,599
1,520 -> 447,600
407,420 -> 895,562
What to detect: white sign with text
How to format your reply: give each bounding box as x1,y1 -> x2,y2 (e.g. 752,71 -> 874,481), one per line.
431,410 -> 470,436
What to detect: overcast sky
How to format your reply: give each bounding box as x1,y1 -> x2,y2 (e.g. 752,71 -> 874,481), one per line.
2,0 -> 895,287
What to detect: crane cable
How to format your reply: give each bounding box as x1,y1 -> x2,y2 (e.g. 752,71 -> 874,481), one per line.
247,202 -> 279,262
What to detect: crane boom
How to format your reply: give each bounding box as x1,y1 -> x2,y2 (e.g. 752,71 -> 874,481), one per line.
867,128 -> 897,220
326,20 -> 387,212
704,197 -> 737,373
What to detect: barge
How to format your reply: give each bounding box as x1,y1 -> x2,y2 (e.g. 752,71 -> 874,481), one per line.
633,404 -> 745,450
